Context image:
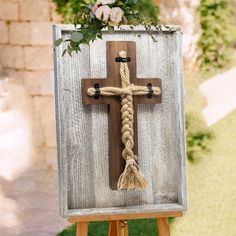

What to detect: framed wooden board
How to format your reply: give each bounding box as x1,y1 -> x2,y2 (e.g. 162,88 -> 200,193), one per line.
53,24 -> 187,218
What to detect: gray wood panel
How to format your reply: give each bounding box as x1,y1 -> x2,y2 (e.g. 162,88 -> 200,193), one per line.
53,25 -> 187,217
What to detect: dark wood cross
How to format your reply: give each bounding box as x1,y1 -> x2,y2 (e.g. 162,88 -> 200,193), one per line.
82,41 -> 162,190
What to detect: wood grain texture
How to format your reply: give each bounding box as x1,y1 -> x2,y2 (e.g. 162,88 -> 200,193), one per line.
76,222 -> 88,236
53,25 -> 187,218
157,218 -> 170,236
109,220 -> 128,236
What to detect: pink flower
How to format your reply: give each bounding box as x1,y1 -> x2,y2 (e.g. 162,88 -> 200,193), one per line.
92,0 -> 115,15
95,5 -> 111,21
110,7 -> 124,24
92,2 -> 101,15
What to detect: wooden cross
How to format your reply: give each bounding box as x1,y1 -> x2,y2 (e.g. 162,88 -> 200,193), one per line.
82,41 -> 162,190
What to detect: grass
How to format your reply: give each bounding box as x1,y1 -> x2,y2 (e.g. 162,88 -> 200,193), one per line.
210,109 -> 236,159
57,219 -> 160,236
57,218 -> 176,235
171,77 -> 236,235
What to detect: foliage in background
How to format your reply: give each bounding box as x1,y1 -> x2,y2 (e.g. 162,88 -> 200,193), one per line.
53,0 -> 159,21
186,112 -> 213,162
198,0 -> 236,71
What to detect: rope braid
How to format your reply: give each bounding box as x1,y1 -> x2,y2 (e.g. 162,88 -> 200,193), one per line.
87,51 -> 161,190
117,50 -> 148,190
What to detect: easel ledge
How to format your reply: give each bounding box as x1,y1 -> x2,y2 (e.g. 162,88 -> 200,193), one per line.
68,211 -> 183,236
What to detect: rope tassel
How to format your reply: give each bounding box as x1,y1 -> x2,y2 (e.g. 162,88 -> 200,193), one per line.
117,51 -> 148,191
117,159 -> 148,190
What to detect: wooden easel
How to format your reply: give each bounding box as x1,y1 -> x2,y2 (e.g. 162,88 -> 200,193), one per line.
68,211 -> 183,236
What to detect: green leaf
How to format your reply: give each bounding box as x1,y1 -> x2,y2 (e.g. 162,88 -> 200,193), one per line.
101,12 -> 104,21
108,25 -> 114,33
116,1 -> 124,6
62,49 -> 67,57
67,45 -> 72,57
97,34 -> 102,39
54,38 -> 63,47
71,31 -> 83,42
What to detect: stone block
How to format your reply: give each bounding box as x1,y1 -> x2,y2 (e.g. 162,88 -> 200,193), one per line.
0,21 -> 8,43
24,46 -> 53,70
50,2 -> 63,22
19,0 -> 50,21
0,0 -> 18,21
9,22 -> 30,45
30,22 -> 53,46
4,69 -> 25,84
33,96 -> 56,147
44,147 -> 57,170
0,45 -> 24,69
24,70 -> 54,96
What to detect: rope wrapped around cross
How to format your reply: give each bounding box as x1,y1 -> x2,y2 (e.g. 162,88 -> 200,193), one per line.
87,51 -> 161,190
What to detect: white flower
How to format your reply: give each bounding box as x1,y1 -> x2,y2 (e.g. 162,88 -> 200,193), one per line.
101,0 -> 115,4
92,0 -> 115,16
110,7 -> 124,24
93,0 -> 115,11
95,5 -> 111,21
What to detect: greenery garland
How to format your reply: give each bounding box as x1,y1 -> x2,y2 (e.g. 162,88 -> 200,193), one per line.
53,0 -> 159,21
53,0 -> 160,56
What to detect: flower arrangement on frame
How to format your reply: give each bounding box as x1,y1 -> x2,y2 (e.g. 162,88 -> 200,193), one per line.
55,0 -> 160,56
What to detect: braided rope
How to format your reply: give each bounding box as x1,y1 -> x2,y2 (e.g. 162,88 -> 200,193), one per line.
117,51 -> 147,190
87,85 -> 161,97
87,51 -> 161,190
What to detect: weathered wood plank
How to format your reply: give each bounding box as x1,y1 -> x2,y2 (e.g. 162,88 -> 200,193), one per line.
68,203 -> 183,218
53,24 -> 187,217
53,25 -> 68,217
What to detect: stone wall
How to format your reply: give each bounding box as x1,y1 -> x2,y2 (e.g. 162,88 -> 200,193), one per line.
0,0 -> 62,169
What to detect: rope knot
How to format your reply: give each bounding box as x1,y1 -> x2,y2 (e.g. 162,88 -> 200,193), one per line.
119,51 -> 127,58
125,159 -> 136,165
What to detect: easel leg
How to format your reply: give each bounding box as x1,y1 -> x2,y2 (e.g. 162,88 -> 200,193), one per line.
157,218 -> 170,236
109,220 -> 128,236
76,222 -> 88,236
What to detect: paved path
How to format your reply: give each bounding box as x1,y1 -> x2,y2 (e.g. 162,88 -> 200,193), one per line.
200,67 -> 236,126
0,84 -> 67,236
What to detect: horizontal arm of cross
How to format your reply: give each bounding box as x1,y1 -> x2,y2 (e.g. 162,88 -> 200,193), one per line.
87,84 -> 161,97
82,78 -> 162,105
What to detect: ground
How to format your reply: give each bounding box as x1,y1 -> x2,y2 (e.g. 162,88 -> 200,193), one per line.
200,67 -> 236,126
172,110 -> 236,236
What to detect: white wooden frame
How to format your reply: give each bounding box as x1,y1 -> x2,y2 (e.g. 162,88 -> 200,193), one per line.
53,24 -> 187,218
